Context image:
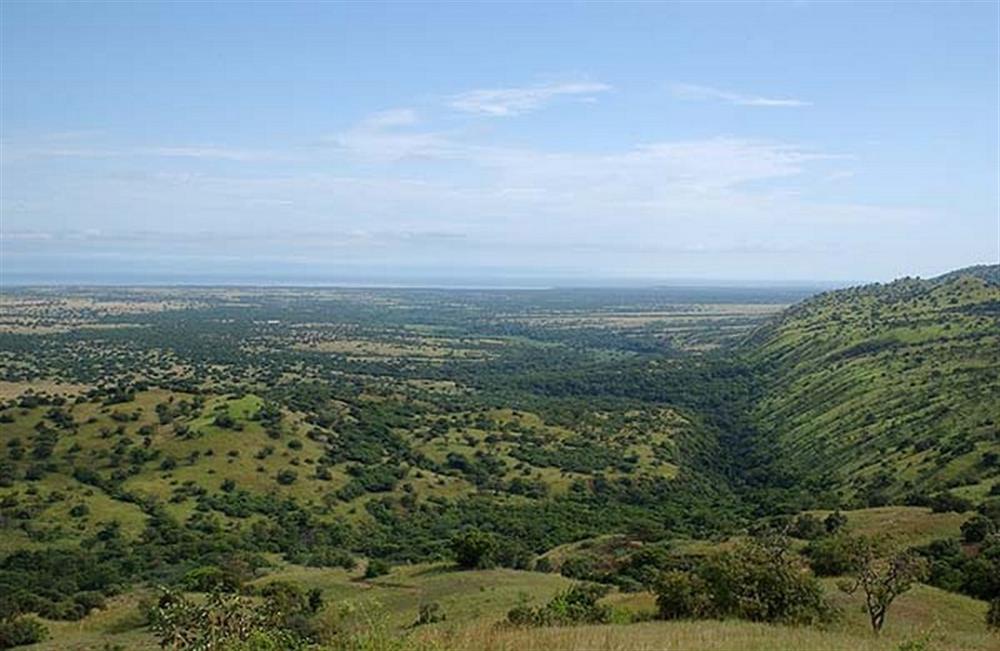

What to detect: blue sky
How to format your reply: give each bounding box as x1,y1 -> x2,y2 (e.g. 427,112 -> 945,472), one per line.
2,1 -> 997,283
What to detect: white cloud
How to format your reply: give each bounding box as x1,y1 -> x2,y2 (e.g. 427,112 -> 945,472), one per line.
671,83 -> 810,107
448,81 -> 611,116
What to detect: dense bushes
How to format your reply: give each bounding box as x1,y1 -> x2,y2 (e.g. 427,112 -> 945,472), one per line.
654,536 -> 830,625
805,534 -> 856,577
917,533 -> 1000,600
507,583 -> 611,627
988,597 -> 1000,630
0,616 -> 47,649
0,549 -> 121,622
148,588 -> 308,651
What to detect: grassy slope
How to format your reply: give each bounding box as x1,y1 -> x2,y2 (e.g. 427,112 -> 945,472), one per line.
747,267 -> 1000,501
23,561 -> 995,651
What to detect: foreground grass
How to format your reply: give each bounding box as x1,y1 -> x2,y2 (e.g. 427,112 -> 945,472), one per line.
22,562 -> 996,651
418,617 -> 995,651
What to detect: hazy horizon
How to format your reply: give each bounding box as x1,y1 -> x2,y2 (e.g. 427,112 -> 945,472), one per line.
2,2 -> 998,283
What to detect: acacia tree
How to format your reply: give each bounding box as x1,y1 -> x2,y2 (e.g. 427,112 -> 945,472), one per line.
838,536 -> 928,634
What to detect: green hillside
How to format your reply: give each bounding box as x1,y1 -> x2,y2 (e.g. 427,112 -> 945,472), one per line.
748,265 -> 1000,505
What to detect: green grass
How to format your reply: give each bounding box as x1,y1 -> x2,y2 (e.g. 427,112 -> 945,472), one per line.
806,506 -> 969,547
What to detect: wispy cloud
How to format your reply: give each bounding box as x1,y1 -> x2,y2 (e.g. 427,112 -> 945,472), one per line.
448,81 -> 611,116
142,146 -> 276,161
5,143 -> 279,162
671,83 -> 810,107
326,109 -> 459,162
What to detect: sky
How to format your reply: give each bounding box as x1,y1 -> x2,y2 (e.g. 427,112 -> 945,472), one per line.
1,1 -> 998,284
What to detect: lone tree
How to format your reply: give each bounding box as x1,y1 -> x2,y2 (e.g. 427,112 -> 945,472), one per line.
838,536 -> 928,635
451,529 -> 499,569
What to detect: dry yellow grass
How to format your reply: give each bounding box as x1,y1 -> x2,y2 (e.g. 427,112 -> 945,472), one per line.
0,380 -> 89,400
416,618 -> 996,651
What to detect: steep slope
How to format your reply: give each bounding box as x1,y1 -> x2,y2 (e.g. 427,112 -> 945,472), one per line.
747,265 -> 1000,506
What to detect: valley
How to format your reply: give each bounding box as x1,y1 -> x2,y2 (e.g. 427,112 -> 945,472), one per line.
0,267 -> 997,649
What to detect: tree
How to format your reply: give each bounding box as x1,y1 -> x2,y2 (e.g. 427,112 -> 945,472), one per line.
961,514 -> 997,544
654,534 -> 829,625
451,529 -> 499,570
838,536 -> 928,634
824,510 -> 848,534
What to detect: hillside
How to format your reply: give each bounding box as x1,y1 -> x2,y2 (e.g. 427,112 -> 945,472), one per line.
748,265 -> 1000,505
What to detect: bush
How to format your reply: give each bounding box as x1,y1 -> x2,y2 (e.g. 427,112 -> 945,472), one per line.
655,570 -> 712,619
507,583 -> 611,627
0,616 -> 48,649
961,515 -> 997,543
987,598 -> 1000,630
183,565 -> 241,592
451,529 -> 499,570
653,536 -> 830,625
364,559 -> 390,579
806,535 -> 855,577
824,510 -> 848,534
791,514 -> 825,540
413,602 -> 445,627
929,492 -> 973,514
69,503 -> 90,518
148,588 -> 307,651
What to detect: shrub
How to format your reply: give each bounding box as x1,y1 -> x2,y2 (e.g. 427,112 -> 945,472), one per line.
507,583 -> 611,627
183,565 -> 241,592
534,557 -> 553,573
364,559 -> 390,579
413,602 -> 445,627
0,616 -> 48,649
824,510 -> 848,534
148,588 -> 306,651
961,515 -> 997,543
653,535 -> 830,625
451,529 -> 499,570
929,492 -> 973,513
655,570 -> 712,619
987,597 -> 1000,630
791,514 -> 825,540
806,534 -> 855,577
276,470 -> 297,485
69,503 -> 90,518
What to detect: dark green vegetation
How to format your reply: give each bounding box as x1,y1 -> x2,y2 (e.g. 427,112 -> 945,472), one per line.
0,265 -> 997,649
